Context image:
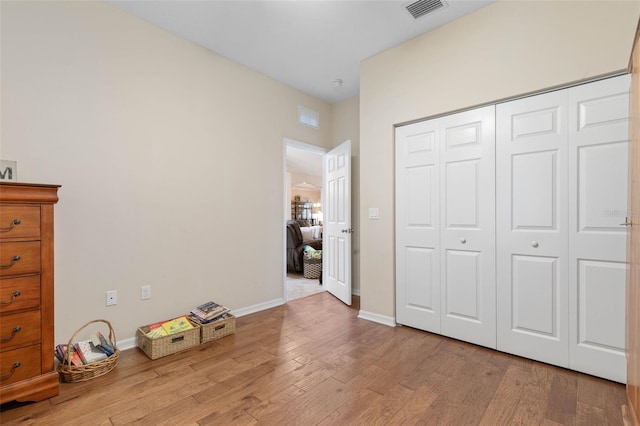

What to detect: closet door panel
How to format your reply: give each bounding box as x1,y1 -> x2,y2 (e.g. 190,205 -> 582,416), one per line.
511,255 -> 558,337
577,260 -> 626,347
445,249 -> 480,320
497,90 -> 569,367
578,142 -> 628,233
568,75 -> 630,382
396,120 -> 441,332
405,247 -> 436,309
444,159 -> 479,227
512,150 -> 557,229
440,106 -> 496,348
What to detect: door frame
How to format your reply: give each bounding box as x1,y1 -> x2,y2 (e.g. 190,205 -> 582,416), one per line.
282,138 -> 327,301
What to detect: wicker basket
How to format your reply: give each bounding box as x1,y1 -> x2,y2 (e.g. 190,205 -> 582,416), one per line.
136,319 -> 200,360
200,314 -> 236,343
57,319 -> 119,383
303,258 -> 322,279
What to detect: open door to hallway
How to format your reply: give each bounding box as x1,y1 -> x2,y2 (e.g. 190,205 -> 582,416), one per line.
323,140 -> 352,305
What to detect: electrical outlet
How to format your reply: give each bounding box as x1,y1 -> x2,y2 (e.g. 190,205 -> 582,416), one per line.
106,290 -> 117,306
141,285 -> 151,300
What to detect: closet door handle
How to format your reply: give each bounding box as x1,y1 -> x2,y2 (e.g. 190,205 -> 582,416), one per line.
531,241 -> 539,248
460,238 -> 466,244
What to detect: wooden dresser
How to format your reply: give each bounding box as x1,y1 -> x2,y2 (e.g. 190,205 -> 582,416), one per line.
0,182 -> 60,403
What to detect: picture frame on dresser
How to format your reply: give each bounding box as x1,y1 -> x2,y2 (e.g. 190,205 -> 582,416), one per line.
0,182 -> 61,404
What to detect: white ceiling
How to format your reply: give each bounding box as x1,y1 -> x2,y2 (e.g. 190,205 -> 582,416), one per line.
107,0 -> 494,104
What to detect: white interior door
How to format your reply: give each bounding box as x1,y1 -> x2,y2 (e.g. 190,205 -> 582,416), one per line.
323,140 -> 352,305
396,119 -> 441,332
568,75 -> 630,383
496,90 -> 570,367
439,106 -> 496,348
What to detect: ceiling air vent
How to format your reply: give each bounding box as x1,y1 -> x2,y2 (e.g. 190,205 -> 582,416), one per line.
404,0 -> 447,20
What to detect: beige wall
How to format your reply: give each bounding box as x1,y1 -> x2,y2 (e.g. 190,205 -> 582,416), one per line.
359,1 -> 640,318
1,1 -> 332,343
331,96 -> 360,294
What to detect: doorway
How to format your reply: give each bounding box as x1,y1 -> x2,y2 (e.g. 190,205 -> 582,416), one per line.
283,139 -> 326,301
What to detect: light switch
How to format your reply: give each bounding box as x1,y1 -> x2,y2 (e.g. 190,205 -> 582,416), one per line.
368,207 -> 379,220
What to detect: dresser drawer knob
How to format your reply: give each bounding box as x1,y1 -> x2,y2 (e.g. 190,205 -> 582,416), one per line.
0,255 -> 21,269
0,218 -> 21,233
0,362 -> 21,380
0,326 -> 22,342
0,290 -> 21,305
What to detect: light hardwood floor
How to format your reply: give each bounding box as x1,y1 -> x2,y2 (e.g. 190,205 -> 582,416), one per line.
1,292 -> 626,425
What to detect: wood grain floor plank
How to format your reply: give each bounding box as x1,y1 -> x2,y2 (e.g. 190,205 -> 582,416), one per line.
511,362 -> 556,424
252,377 -> 348,424
386,382 -> 439,424
576,401 -> 608,426
105,365 -> 215,424
244,384 -> 305,421
129,395 -> 202,426
479,365 -> 530,425
345,382 -> 415,425
421,398 -> 487,426
198,408 -> 258,426
249,359 -> 324,401
315,387 -> 382,426
545,370 -> 579,425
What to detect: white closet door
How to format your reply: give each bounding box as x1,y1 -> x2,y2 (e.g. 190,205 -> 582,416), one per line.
568,75 -> 630,383
496,90 -> 569,367
396,119 -> 441,332
439,106 -> 496,348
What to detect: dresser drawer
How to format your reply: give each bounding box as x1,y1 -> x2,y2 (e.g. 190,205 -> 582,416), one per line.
0,242 -> 40,277
0,310 -> 41,352
0,206 -> 40,240
0,345 -> 40,386
0,276 -> 40,314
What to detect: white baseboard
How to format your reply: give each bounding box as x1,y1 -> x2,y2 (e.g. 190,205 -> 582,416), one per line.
117,336 -> 137,351
357,310 -> 396,327
231,298 -> 285,318
352,288 -> 361,296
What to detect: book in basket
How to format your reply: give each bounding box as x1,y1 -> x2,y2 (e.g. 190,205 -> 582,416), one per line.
161,315 -> 194,335
75,340 -> 108,364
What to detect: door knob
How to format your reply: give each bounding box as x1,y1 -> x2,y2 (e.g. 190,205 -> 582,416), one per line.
460,238 -> 466,244
531,241 -> 539,248
341,228 -> 354,234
